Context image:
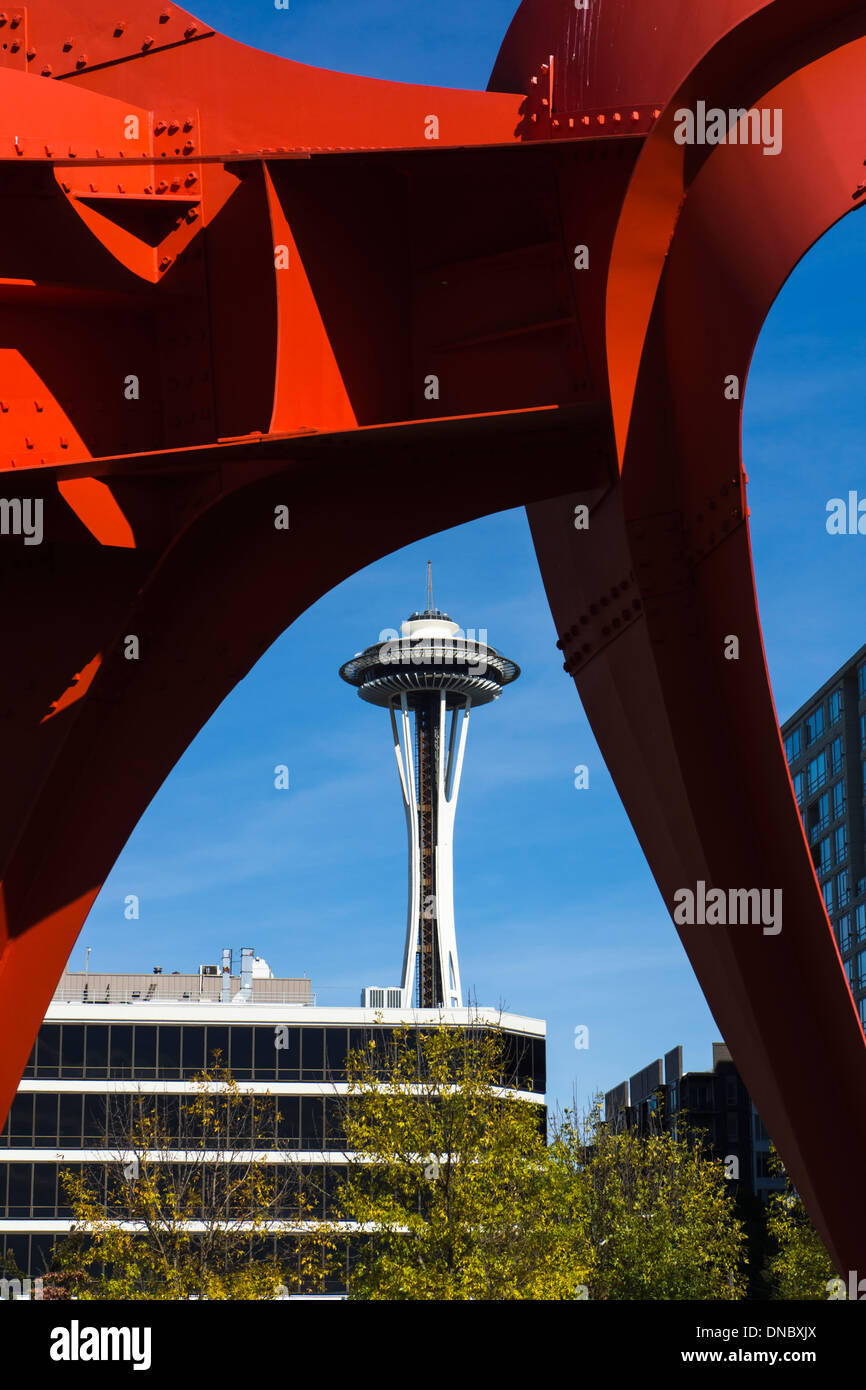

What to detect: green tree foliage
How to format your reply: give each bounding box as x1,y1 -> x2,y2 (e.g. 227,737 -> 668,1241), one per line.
763,1151 -> 836,1300
549,1100 -> 746,1299
49,1061 -> 333,1299
327,1022 -> 590,1299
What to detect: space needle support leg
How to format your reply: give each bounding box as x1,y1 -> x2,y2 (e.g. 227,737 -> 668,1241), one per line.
435,693 -> 470,1007
391,694 -> 422,1005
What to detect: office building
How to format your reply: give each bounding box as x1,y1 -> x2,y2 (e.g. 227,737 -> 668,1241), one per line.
604,1043 -> 784,1201
781,641 -> 866,1033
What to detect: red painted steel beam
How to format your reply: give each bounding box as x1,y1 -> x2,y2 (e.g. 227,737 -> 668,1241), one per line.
0,0 -> 864,1271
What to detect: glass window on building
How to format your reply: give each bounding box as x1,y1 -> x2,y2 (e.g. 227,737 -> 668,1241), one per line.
301,1028 -> 324,1080
60,1025 -> 84,1079
856,951 -> 866,990
822,879 -> 834,914
793,771 -> 805,805
229,1027 -> 253,1080
807,750 -> 827,793
861,712 -> 866,750
8,1095 -> 33,1144
813,837 -> 831,873
181,1025 -> 205,1078
275,1027 -> 300,1081
809,794 -> 829,841
785,728 -> 802,763
830,688 -> 844,724
84,1025 -> 109,1079
838,914 -> 852,952
806,706 -> 825,744
830,737 -> 844,775
109,1025 -> 133,1080
33,1095 -> 57,1144
133,1026 -> 157,1078
860,996 -> 866,1032
860,663 -> 866,699
58,1094 -> 82,1144
254,1026 -> 278,1081
856,903 -> 866,942
833,780 -> 847,820
36,1024 -> 60,1077
835,824 -> 849,863
837,870 -> 850,908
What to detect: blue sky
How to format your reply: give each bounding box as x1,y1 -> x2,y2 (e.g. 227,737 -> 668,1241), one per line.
73,2 -> 866,1117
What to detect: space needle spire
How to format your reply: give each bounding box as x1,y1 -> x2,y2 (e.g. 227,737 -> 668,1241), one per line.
340,572 -> 520,1008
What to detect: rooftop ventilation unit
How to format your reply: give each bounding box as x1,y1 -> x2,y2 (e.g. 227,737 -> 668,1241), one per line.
361,987 -> 403,1009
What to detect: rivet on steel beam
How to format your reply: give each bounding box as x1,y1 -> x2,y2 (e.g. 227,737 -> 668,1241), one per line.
8,39 -> 17,51
76,56 -> 88,68
159,8 -> 170,20
41,67 -> 52,77
167,119 -> 180,134
552,118 -> 560,128
184,172 -> 197,186
159,255 -> 172,270
184,24 -> 197,37
541,98 -> 549,107
170,178 -> 180,191
613,112 -> 622,122
581,115 -> 590,126
182,140 -> 194,154
183,119 -> 194,132
568,117 -> 574,128
186,206 -> 199,221
154,119 -> 167,134
156,180 -> 168,192
142,35 -> 154,49
114,23 -> 126,36
853,184 -> 866,201
62,37 -> 75,50
25,47 -> 35,59
0,14 -> 7,25
631,110 -> 640,121
530,114 -> 537,123
143,184 -> 153,193
60,181 -> 70,192
540,63 -> 549,74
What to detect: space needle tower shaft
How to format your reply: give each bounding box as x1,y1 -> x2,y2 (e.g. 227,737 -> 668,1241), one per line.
340,568 -> 519,1009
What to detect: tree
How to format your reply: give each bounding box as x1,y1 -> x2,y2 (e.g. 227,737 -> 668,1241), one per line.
325,1021 -> 589,1299
49,1059 -> 334,1299
549,1099 -> 746,1299
762,1151 -> 836,1300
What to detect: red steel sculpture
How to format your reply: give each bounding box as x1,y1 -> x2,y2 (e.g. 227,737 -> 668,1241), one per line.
0,0 -> 864,1268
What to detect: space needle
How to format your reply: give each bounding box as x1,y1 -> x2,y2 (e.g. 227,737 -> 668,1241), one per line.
339,567 -> 520,1009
